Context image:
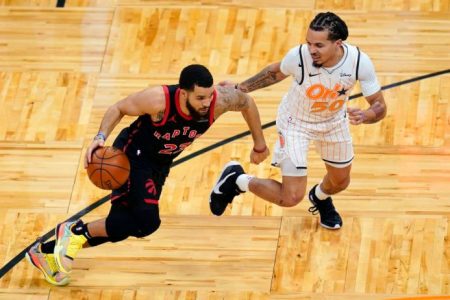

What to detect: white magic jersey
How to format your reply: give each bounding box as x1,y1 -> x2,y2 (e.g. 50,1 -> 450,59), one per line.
272,42 -> 380,172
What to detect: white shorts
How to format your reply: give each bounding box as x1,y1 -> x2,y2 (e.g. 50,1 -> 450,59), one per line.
271,118 -> 354,176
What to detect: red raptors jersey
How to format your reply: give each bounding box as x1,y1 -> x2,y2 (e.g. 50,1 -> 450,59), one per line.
122,85 -> 216,165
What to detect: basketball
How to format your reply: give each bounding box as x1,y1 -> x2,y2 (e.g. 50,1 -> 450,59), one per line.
87,146 -> 130,190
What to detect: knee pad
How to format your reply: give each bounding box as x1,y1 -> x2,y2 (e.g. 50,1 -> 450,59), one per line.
129,204 -> 161,238
106,199 -> 161,239
105,205 -> 136,241
133,216 -> 161,238
105,215 -> 132,242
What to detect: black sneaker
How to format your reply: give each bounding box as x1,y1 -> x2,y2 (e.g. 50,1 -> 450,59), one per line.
209,161 -> 245,216
308,184 -> 343,229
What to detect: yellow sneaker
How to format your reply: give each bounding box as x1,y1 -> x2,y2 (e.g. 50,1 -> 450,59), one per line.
54,220 -> 87,274
26,241 -> 70,286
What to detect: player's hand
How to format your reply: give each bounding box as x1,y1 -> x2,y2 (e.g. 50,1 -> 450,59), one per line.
347,107 -> 368,125
250,146 -> 270,164
84,138 -> 105,169
218,80 -> 237,88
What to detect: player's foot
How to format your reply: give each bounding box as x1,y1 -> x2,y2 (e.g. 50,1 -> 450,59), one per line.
308,184 -> 343,229
54,220 -> 87,273
209,161 -> 245,216
26,241 -> 70,286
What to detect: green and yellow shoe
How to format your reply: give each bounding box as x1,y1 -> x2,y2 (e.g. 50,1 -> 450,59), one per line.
26,241 -> 70,286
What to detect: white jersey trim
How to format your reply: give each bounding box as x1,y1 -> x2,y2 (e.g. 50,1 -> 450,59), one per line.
279,43 -> 380,97
358,51 -> 381,97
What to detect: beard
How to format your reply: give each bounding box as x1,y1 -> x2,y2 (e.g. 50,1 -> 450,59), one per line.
312,61 -> 322,68
186,99 -> 209,121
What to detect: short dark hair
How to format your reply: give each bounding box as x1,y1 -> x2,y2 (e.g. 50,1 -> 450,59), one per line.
309,12 -> 348,41
179,64 -> 213,91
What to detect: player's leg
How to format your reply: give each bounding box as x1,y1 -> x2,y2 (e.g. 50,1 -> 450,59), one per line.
246,176 -> 305,207
36,221 -> 91,276
53,197 -> 134,273
321,163 -> 352,194
209,160 -> 308,216
39,210 -> 122,257
126,164 -> 170,238
309,134 -> 353,229
209,131 -> 309,215
248,160 -> 308,207
26,240 -> 70,286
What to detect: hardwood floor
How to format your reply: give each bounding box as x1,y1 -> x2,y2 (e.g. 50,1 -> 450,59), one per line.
0,1 -> 449,299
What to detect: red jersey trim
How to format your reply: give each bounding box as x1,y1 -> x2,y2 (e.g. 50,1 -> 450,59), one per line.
144,198 -> 159,205
175,88 -> 192,121
209,89 -> 217,125
111,192 -> 127,202
152,85 -> 171,127
123,121 -> 141,153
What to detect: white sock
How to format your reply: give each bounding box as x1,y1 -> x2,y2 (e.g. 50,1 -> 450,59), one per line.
236,174 -> 254,192
315,183 -> 330,200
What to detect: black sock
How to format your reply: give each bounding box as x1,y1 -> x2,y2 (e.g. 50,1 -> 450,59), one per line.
86,237 -> 110,247
40,240 -> 56,254
71,220 -> 92,239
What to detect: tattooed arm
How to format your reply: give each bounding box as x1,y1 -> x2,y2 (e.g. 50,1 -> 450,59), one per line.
214,86 -> 269,164
84,86 -> 166,167
237,62 -> 288,93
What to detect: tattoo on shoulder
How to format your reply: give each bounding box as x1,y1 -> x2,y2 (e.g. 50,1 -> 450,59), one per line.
217,86 -> 249,111
154,110 -> 165,122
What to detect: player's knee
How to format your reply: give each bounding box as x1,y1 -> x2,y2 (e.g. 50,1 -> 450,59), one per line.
105,219 -> 131,243
279,191 -> 305,207
105,208 -> 133,242
134,217 -> 161,238
132,206 -> 161,238
108,235 -> 129,243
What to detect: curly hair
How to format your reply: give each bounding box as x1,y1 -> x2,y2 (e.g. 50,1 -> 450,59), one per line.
309,12 -> 349,41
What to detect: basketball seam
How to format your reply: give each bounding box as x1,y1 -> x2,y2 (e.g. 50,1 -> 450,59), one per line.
86,162 -> 130,171
100,152 -> 104,189
100,153 -> 127,159
99,169 -> 124,186
93,149 -> 105,160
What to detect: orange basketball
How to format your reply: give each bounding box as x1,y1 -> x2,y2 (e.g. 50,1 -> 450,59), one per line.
87,146 -> 130,190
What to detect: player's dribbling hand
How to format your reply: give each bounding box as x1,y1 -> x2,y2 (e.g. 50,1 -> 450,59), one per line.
250,146 -> 270,165
84,138 -> 105,169
347,107 -> 368,125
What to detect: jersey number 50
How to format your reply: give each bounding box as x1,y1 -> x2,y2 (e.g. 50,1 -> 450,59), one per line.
311,99 -> 345,113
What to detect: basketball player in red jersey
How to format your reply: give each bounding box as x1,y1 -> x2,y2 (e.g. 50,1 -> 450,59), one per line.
26,64 -> 270,285
210,12 -> 387,229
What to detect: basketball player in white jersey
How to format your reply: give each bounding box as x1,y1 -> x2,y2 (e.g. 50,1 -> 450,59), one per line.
210,12 -> 387,229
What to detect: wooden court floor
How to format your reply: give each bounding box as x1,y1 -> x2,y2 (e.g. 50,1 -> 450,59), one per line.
0,1 -> 449,299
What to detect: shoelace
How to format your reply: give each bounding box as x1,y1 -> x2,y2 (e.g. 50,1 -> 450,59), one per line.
233,188 -> 243,195
308,205 -> 319,215
309,198 -> 335,216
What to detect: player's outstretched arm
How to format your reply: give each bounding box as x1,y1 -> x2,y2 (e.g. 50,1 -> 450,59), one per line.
214,86 -> 269,164
237,62 -> 288,93
84,86 -> 165,168
241,95 -> 270,164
